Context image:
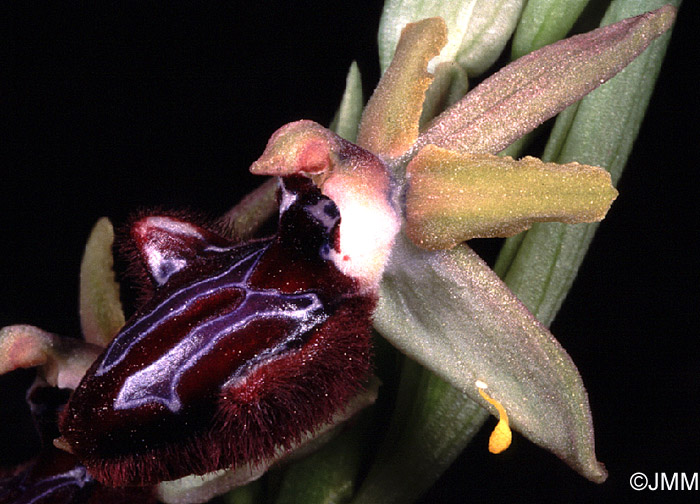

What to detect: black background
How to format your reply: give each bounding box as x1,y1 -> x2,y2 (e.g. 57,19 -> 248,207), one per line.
2,1 -> 698,502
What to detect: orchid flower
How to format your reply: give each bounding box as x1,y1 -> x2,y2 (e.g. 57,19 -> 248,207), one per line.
0,1 -> 679,503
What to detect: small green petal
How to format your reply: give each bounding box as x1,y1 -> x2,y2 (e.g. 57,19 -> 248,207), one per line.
329,61 -> 363,143
375,234 -> 607,483
378,0 -> 525,76
416,5 -> 677,155
405,145 -> 617,249
511,0 -> 591,60
79,217 -> 125,347
357,18 -> 446,158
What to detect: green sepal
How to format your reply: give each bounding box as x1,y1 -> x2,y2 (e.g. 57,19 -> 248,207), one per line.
416,5 -> 677,155
375,234 -> 607,483
79,217 -> 125,347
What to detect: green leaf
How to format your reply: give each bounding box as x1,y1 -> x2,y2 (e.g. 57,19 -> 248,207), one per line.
511,0 -> 591,60
378,0 -> 526,76
416,5 -> 677,155
79,217 -> 125,347
222,479 -> 263,504
351,359 -> 486,504
273,414 -> 370,504
494,0 -> 681,324
330,61 -> 363,143
374,234 -> 607,483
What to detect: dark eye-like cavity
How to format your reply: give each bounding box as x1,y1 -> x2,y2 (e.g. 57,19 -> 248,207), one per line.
58,177 -> 375,486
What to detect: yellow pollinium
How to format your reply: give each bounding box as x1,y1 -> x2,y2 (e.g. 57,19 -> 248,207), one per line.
476,380 -> 512,454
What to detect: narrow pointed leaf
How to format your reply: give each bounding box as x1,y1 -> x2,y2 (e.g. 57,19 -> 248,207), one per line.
511,0 -> 591,60
379,0 -> 525,77
405,145 -> 617,249
416,5 -> 676,155
357,18 -> 446,158
79,217 -> 125,347
329,61 -> 363,143
375,234 -> 607,483
495,0 -> 681,324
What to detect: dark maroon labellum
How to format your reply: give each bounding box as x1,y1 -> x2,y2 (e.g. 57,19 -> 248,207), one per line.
59,177 -> 375,486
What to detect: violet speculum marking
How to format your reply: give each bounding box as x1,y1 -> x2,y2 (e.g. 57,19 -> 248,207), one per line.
96,177 -> 340,414
109,249 -> 327,413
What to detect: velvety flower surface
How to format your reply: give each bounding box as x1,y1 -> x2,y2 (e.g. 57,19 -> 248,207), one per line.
0,2 -> 678,503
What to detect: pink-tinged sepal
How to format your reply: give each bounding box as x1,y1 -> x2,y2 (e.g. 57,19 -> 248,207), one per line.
59,179 -> 374,487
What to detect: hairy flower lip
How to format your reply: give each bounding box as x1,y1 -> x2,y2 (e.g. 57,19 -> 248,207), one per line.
155,378 -> 379,504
